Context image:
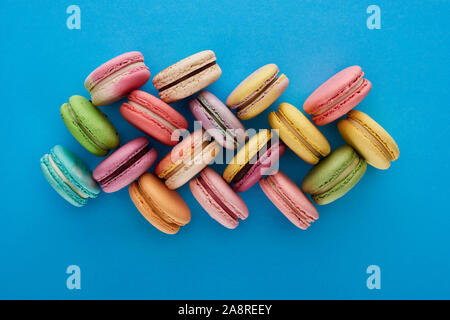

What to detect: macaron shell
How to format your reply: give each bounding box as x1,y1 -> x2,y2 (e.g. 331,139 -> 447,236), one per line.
190,91 -> 247,149
120,90 -> 188,146
51,145 -> 100,196
102,148 -> 157,193
93,137 -> 157,193
303,66 -> 362,113
223,129 -> 272,183
158,64 -> 222,103
153,50 -> 216,89
234,142 -> 285,193
40,155 -> 86,207
338,110 -> 399,169
312,158 -> 366,205
237,74 -> 289,120
226,64 -> 279,107
133,173 -> 190,232
61,96 -> 119,157
268,103 -> 330,164
259,171 -> 318,230
85,52 -> 150,106
302,145 -> 358,195
200,168 -> 248,221
164,141 -> 220,190
129,181 -> 179,234
190,167 -> 249,229
190,177 -> 239,229
312,79 -> 371,126
85,52 -> 145,90
155,129 -> 205,178
69,96 -> 119,148
152,50 -> 221,103
90,66 -> 151,106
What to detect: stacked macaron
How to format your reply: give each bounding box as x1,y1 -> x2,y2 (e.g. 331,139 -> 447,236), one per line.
41,49 -> 399,235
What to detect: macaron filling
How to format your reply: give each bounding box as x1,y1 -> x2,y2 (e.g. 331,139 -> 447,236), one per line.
196,95 -> 238,147
127,101 -> 178,132
313,77 -> 365,117
231,72 -> 279,111
97,145 -> 150,186
274,110 -> 320,158
158,61 -> 217,92
312,157 -> 360,195
347,118 -> 393,161
232,139 -> 272,184
89,62 -> 147,92
47,154 -> 89,199
66,103 -> 108,151
264,175 -> 316,226
197,176 -> 239,222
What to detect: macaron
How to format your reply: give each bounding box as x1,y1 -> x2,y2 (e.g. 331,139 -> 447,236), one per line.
120,90 -> 188,146
85,51 -> 151,106
155,129 -> 221,189
268,102 -> 330,164
40,145 -> 100,207
93,137 -> 157,193
226,64 -> 289,120
260,170 -> 318,230
152,50 -> 222,103
338,110 -> 400,170
302,145 -> 367,205
223,129 -> 285,193
189,91 -> 247,150
129,173 -> 191,235
303,66 -> 372,126
190,168 -> 249,229
61,95 -> 120,157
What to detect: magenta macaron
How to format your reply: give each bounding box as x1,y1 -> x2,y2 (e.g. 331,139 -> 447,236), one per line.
190,168 -> 249,229
120,90 -> 188,146
303,66 -> 372,126
189,91 -> 247,149
260,170 -> 318,230
85,51 -> 151,106
93,137 -> 157,193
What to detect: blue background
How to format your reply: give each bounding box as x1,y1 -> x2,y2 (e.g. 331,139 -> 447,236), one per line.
1,0 -> 449,299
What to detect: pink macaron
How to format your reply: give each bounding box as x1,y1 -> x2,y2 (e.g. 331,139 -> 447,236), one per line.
120,90 -> 188,146
259,170 -> 318,230
190,168 -> 249,229
93,137 -> 157,193
85,51 -> 151,106
303,66 -> 372,126
189,91 -> 247,149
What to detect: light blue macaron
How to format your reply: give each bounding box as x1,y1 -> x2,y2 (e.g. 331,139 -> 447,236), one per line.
40,145 -> 100,207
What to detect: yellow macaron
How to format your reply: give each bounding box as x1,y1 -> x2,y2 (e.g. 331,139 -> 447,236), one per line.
338,110 -> 399,169
223,129 -> 272,183
223,129 -> 285,193
268,103 -> 330,164
226,64 -> 289,120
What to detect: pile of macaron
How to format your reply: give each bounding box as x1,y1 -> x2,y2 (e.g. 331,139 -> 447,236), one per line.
40,50 -> 399,234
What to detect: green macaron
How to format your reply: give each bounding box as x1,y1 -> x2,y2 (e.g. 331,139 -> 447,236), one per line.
302,145 -> 367,205
61,95 -> 119,156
